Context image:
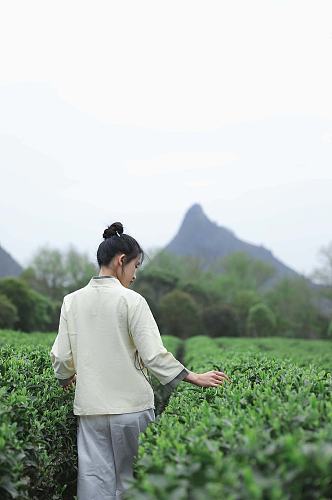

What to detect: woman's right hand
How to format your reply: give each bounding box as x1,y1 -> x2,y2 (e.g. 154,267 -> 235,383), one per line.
184,370 -> 231,387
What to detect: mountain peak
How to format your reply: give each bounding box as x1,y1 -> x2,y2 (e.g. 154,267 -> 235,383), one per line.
183,203 -> 212,227
0,244 -> 23,278
163,203 -> 299,283
186,203 -> 204,216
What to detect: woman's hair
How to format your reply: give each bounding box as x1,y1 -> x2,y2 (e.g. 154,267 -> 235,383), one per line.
97,221 -> 145,271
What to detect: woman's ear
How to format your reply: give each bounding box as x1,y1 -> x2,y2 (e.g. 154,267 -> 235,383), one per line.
118,253 -> 126,267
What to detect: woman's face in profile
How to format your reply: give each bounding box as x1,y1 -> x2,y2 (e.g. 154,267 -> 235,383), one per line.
121,255 -> 141,288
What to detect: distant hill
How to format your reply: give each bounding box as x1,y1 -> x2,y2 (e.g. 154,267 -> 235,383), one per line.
162,203 -> 332,317
163,203 -> 300,285
0,244 -> 23,278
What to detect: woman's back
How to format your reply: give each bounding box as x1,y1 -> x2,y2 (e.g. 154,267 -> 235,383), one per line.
51,275 -> 187,416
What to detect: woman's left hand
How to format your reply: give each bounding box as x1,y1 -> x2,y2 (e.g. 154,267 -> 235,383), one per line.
63,374 -> 76,390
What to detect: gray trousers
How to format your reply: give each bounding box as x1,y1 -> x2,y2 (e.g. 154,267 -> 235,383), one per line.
76,408 -> 155,500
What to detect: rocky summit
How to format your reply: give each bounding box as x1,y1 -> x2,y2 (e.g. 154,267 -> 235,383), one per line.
164,203 -> 299,284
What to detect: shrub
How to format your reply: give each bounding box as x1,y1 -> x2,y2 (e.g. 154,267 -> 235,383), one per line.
134,268 -> 179,304
179,281 -> 214,309
265,277 -> 319,338
0,293 -> 18,329
126,336 -> 332,500
327,320 -> 332,339
0,278 -> 55,332
159,290 -> 202,339
0,345 -> 78,499
233,289 -> 261,332
0,334 -> 182,499
246,303 -> 276,337
202,303 -> 241,337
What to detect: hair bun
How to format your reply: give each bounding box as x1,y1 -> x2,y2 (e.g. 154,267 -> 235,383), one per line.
103,222 -> 124,239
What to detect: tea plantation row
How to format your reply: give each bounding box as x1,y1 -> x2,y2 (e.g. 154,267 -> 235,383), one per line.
1,331 -> 331,499
125,336 -> 332,500
0,331 -> 179,499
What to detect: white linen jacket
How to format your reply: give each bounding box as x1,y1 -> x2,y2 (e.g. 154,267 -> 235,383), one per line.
49,275 -> 189,415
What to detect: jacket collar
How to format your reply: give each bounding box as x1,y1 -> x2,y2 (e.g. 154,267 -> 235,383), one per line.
89,276 -> 123,287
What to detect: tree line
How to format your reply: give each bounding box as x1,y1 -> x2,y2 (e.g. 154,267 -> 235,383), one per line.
133,248 -> 331,340
0,242 -> 331,338
0,246 -> 97,332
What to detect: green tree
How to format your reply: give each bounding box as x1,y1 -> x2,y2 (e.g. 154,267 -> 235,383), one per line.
145,249 -> 182,274
327,320 -> 332,339
207,274 -> 239,303
22,247 -> 66,300
0,277 -> 56,332
0,278 -> 37,331
311,241 -> 332,299
21,245 -> 98,301
159,290 -> 202,339
134,268 -> 179,304
220,252 -> 276,290
29,289 -> 57,331
65,247 -> 98,292
0,292 -> 18,329
233,289 -> 262,332
202,303 -> 240,338
179,281 -> 215,309
148,250 -> 208,283
265,277 -> 320,338
246,303 -> 276,337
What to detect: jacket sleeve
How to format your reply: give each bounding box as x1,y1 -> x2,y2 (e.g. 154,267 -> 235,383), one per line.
49,299 -> 76,381
128,295 -> 188,385
163,367 -> 190,390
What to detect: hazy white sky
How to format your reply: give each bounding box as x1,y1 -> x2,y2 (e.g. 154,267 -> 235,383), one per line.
0,0 -> 331,276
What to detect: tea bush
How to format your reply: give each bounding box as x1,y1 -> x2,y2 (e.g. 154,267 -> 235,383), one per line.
1,330 -> 331,499
0,330 -> 181,499
126,336 -> 332,499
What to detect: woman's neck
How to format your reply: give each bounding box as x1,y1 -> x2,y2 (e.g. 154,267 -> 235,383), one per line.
98,268 -> 117,278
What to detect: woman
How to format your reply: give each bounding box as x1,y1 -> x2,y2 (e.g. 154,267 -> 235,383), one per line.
50,222 -> 230,499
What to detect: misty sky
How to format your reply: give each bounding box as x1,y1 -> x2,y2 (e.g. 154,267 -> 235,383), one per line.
0,0 -> 331,277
